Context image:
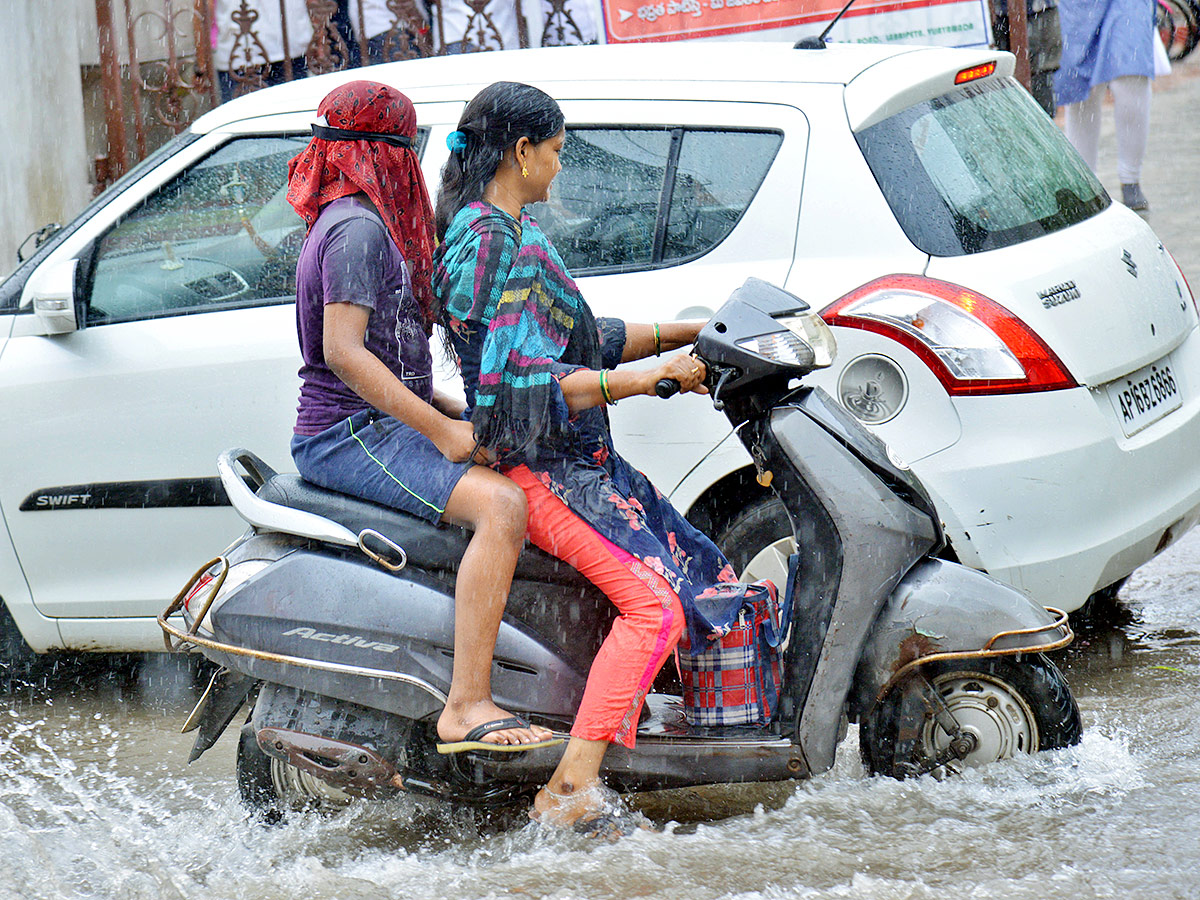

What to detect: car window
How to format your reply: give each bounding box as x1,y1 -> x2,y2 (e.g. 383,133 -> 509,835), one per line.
85,136 -> 309,325
531,129 -> 670,272
856,78 -> 1109,256
664,130 -> 783,263
84,129 -> 429,325
1,132 -> 198,313
531,127 -> 781,275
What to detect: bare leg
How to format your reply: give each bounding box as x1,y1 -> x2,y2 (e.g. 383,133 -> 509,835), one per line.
530,737 -> 611,825
436,465 -> 552,746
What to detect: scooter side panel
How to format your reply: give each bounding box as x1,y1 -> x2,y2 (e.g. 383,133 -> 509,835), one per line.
762,400 -> 939,774
851,558 -> 1068,716
207,549 -> 608,720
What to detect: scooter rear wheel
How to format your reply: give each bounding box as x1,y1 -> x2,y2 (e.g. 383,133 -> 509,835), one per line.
236,722 -> 352,819
859,654 -> 1082,779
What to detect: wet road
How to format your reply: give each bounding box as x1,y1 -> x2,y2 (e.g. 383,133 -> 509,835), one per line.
2,525 -> 1199,900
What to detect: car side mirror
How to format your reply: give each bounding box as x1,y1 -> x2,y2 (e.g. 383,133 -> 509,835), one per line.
23,258 -> 79,335
17,223 -> 62,264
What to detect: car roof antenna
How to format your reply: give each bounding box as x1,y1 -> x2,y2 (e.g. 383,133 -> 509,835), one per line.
794,0 -> 858,49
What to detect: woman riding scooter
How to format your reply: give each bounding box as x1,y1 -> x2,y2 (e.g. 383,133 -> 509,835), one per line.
434,81 -> 769,834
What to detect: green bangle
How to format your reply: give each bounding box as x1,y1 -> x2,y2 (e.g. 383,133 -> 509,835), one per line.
600,368 -> 616,405
653,322 -> 662,356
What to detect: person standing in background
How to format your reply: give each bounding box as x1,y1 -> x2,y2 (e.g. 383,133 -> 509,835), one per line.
1054,0 -> 1158,211
992,0 -> 1064,117
330,0 -> 433,66
539,0 -> 599,46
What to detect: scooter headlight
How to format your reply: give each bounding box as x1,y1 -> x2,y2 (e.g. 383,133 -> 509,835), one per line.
780,314 -> 836,367
735,314 -> 837,370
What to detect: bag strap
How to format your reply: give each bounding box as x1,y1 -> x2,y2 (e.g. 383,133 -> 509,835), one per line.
759,554 -> 798,649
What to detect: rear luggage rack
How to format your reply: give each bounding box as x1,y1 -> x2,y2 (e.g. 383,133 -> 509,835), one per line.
218,448 -> 407,572
219,448 -> 360,548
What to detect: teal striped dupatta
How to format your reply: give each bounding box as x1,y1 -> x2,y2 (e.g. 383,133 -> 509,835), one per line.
436,202 -> 599,458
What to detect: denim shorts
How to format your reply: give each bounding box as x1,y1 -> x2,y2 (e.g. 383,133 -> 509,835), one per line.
291,409 -> 471,524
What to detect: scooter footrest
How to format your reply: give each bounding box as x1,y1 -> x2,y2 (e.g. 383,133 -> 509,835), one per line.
636,694 -> 781,740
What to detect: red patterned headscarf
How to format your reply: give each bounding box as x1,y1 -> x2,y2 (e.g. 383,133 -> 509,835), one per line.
287,80 -> 438,328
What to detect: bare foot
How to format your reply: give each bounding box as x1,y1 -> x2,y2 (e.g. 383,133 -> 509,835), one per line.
530,779 -> 613,827
437,699 -> 555,746
530,781 -> 650,839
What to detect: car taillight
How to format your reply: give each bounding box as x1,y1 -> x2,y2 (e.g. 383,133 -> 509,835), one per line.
821,275 -> 1077,396
955,61 -> 997,84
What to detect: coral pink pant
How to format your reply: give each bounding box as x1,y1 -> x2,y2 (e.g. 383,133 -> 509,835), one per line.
506,465 -> 684,748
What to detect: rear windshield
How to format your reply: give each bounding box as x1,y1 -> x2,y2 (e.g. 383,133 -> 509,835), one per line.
856,77 -> 1109,256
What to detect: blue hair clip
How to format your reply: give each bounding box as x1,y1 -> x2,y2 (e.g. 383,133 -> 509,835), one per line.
446,130 -> 468,154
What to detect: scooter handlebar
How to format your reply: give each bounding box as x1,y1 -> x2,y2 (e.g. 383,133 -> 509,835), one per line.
655,378 -> 681,399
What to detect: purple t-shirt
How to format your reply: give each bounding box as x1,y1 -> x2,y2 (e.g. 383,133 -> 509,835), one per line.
293,196 -> 433,435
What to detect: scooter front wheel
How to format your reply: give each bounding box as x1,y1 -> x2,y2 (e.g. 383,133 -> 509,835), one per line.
714,494 -> 794,585
859,655 -> 1082,779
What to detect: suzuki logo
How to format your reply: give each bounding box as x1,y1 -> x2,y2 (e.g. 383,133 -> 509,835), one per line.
1038,280 -> 1080,310
1122,249 -> 1138,278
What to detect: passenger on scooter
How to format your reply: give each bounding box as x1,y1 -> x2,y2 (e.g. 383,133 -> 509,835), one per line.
285,80 -> 558,753
434,81 -> 755,833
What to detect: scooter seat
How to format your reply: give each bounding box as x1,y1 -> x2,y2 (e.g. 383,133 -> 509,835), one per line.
254,474 -> 590,587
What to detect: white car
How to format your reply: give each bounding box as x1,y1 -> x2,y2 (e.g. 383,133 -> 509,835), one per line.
2,41 -> 1197,664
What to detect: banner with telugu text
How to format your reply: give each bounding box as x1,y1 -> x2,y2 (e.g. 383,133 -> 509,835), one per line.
601,0 -> 992,49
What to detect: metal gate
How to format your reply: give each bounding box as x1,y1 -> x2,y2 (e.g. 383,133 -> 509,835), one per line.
92,0 -> 542,191
91,0 -> 1027,192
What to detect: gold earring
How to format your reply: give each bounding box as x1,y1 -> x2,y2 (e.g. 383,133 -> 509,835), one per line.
521,162 -> 528,179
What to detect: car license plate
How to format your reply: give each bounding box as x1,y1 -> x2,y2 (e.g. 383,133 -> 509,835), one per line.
1106,358 -> 1182,437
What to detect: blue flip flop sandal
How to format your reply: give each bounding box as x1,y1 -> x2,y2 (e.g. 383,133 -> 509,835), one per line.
435,716 -> 564,755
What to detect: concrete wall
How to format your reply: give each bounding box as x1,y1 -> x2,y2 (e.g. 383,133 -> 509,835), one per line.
0,0 -> 92,281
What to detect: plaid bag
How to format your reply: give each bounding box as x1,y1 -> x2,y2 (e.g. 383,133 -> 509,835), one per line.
678,575 -> 790,727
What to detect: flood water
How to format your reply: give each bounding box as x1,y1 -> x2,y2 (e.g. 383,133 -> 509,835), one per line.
3,530 -> 1200,900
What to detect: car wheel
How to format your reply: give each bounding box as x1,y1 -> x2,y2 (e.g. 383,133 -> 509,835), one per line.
714,495 -> 795,585
859,655 -> 1082,779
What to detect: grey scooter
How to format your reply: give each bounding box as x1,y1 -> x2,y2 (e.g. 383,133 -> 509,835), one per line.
161,278 -> 1080,814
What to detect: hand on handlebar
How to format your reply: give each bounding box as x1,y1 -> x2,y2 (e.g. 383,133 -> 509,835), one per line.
652,353 -> 708,398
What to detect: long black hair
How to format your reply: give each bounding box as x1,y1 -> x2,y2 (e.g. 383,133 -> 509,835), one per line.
435,81 -> 565,240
